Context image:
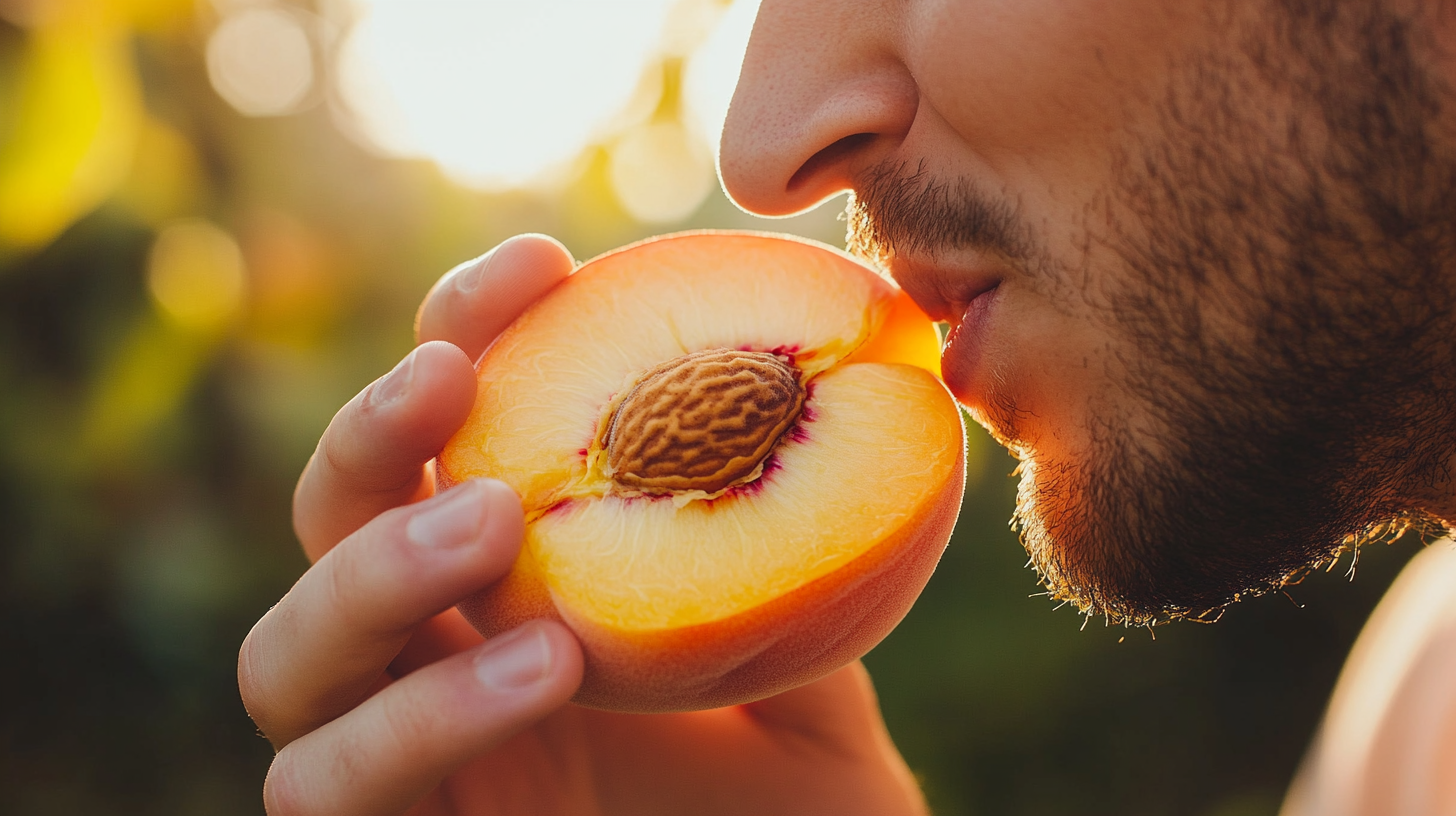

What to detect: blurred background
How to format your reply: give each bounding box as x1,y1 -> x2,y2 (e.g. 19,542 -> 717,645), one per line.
0,1 -> 1428,814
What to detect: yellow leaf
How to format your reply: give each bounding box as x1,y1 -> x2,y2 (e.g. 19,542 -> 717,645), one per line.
80,312 -> 210,462
0,8 -> 141,251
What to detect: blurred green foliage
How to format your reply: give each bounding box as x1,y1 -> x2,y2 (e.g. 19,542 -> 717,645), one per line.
0,2 -> 1422,814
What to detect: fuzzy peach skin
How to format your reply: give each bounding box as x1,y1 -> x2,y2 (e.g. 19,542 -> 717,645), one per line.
437,231 -> 965,713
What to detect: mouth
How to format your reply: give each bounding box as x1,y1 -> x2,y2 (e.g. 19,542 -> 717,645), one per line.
886,254 -> 1002,322
939,284 -> 1000,399
886,254 -> 1004,402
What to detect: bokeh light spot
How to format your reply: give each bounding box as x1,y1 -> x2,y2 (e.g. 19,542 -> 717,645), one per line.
609,119 -> 714,223
206,6 -> 316,117
147,219 -> 247,331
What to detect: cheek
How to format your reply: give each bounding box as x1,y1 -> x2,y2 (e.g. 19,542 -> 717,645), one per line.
905,0 -> 1199,157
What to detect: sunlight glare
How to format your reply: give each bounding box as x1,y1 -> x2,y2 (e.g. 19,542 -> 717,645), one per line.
684,0 -> 760,156
337,0 -> 678,189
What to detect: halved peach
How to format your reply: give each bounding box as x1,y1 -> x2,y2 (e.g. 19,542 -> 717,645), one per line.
438,231 -> 965,712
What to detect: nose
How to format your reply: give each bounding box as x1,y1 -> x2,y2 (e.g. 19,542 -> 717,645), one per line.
718,0 -> 918,217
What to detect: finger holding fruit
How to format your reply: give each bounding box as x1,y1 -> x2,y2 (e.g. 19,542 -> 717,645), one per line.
244,236 -> 586,814
243,480 -> 584,816
246,231 -> 951,814
293,235 -> 576,558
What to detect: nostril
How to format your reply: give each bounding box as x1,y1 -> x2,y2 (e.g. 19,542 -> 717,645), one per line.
787,132 -> 877,194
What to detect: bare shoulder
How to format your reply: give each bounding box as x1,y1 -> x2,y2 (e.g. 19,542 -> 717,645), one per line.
1284,538 -> 1456,816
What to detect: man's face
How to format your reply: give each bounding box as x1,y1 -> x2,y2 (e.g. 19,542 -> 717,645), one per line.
720,0 -> 1456,624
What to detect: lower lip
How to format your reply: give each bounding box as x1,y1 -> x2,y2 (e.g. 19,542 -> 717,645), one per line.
940,286 -> 1000,401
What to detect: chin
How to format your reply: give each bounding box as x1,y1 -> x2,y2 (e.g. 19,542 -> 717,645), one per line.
1008,433 -> 1438,626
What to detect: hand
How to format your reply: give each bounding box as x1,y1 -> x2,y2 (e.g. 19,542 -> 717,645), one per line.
239,235 -> 929,816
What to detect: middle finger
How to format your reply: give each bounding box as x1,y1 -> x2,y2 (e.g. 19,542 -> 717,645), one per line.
240,479 -> 524,748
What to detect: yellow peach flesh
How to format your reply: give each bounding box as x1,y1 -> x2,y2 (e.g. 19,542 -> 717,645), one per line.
438,231 -> 964,712
532,363 -> 960,631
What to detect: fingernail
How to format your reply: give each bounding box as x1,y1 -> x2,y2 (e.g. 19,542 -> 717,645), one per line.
475,624 -> 552,691
406,482 -> 484,548
449,247 -> 498,295
370,352 -> 416,408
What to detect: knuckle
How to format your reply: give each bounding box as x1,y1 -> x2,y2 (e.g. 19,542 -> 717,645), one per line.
265,720 -> 374,816
323,431 -> 422,501
316,416 -> 371,491
320,548 -> 362,629
237,620 -> 277,730
375,683 -> 435,759
317,414 -> 425,498
263,748 -> 309,816
318,530 -> 415,639
238,607 -> 304,748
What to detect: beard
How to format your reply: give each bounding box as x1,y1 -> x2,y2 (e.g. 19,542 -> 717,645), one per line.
848,1 -> 1456,625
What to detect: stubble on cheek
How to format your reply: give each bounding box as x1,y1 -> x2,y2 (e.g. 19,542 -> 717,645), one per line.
1009,1 -> 1456,626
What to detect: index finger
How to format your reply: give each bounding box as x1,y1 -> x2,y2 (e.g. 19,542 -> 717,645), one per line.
415,234 -> 575,360
293,341 -> 476,558
293,235 -> 573,557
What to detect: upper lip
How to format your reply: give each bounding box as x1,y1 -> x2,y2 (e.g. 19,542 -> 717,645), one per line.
886,252 -> 1004,323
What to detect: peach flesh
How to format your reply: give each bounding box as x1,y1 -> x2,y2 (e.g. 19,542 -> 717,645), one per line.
438,231 -> 965,712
